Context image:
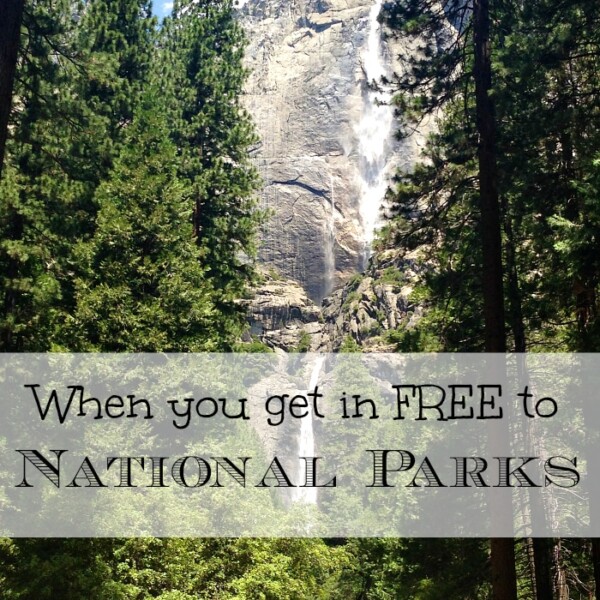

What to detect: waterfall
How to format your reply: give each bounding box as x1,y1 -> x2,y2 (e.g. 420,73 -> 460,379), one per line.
293,355 -> 326,504
323,175 -> 336,298
356,0 -> 394,269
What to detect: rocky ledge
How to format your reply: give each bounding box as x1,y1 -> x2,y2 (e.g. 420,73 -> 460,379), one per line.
245,248 -> 424,351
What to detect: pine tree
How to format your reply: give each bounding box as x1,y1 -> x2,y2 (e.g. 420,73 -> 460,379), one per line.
160,0 -> 261,344
77,0 -> 156,155
0,0 -> 157,351
72,91 -> 219,351
383,0 -> 600,595
0,0 -> 89,350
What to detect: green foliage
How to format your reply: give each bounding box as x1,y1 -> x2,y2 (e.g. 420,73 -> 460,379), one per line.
266,266 -> 283,281
0,0 -> 91,350
360,321 -> 381,337
70,93 -> 218,351
335,539 -> 489,600
233,337 -> 274,353
0,0 -> 156,350
159,0 -> 262,340
346,273 -> 364,292
78,0 -> 156,143
378,267 -> 404,288
383,323 -> 442,352
0,0 -> 264,351
0,538 -> 348,599
378,0 -> 600,595
294,330 -> 312,353
342,291 -> 360,313
339,335 -> 361,353
384,0 -> 600,354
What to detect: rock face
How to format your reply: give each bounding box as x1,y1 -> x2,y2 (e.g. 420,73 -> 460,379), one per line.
240,0 -> 422,303
244,267 -> 323,351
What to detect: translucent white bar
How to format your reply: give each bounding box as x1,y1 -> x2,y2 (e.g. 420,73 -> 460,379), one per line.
0,353 -> 595,537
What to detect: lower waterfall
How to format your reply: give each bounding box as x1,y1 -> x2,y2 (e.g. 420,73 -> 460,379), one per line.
292,355 -> 326,504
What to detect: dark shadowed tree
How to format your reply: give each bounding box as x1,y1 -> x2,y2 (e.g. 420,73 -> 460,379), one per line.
0,0 -> 24,176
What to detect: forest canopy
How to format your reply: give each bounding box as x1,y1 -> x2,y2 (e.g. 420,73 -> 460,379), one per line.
0,0 -> 260,353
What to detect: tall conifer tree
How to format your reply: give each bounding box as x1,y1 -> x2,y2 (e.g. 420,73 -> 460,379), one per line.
384,0 -> 600,594
160,0 -> 261,343
72,90 -> 219,351
0,0 -> 156,350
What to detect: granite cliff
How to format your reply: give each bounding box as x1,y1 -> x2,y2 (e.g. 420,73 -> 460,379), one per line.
241,0 -> 423,303
244,249 -> 423,352
240,0 -> 428,348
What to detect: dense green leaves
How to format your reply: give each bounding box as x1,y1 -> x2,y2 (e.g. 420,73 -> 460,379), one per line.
379,0 -> 600,596
0,538 -> 348,599
383,0 -> 600,354
71,92 -> 219,351
0,0 -> 260,350
0,0 -> 157,350
161,0 -> 262,340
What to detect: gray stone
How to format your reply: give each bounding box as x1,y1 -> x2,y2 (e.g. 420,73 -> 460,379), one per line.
317,247 -> 425,350
244,267 -> 325,350
244,248 -> 423,353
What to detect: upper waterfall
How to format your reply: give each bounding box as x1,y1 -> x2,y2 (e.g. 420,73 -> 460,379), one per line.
356,0 -> 395,268
241,0 -> 416,301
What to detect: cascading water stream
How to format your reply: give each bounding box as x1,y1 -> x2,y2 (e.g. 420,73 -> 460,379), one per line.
356,0 -> 394,269
322,175 -> 336,298
292,355 -> 326,504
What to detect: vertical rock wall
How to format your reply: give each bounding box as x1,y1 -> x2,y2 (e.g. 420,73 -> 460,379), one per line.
241,0 -> 421,303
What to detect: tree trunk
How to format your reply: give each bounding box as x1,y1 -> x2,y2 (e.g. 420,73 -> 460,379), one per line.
592,539 -> 600,599
473,0 -> 505,354
502,212 -> 525,355
503,212 -> 555,600
0,0 -> 24,177
473,1 -> 517,598
552,539 -> 569,600
532,538 -> 553,600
